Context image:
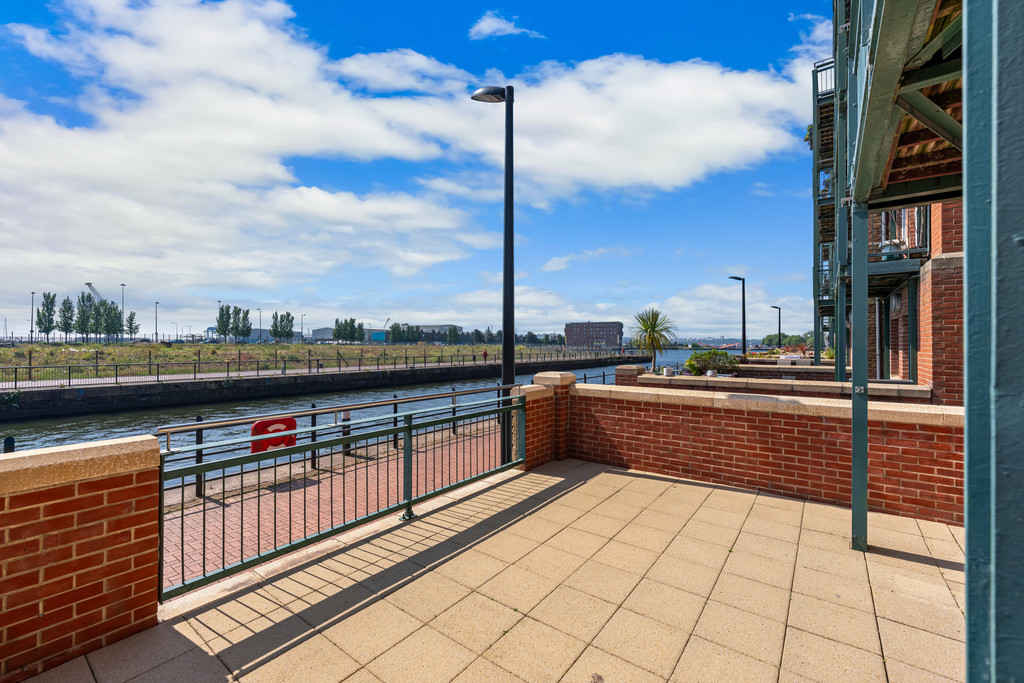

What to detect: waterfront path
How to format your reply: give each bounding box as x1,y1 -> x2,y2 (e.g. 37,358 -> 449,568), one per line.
35,458 -> 965,682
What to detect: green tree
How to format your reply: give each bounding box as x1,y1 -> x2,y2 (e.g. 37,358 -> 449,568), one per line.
237,308 -> 252,341
525,331 -> 539,345
333,318 -> 344,341
762,332 -> 788,347
631,308 -> 675,372
100,300 -> 122,342
36,292 -> 57,342
355,322 -> 364,342
125,311 -> 140,340
783,334 -> 805,347
484,327 -> 495,344
389,322 -> 404,343
74,292 -> 94,343
57,296 -> 75,342
471,328 -> 484,344
406,325 -> 422,342
216,305 -> 231,340
447,326 -> 459,344
270,311 -> 294,341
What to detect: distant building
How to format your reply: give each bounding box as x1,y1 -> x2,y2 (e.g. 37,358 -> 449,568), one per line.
565,321 -> 623,349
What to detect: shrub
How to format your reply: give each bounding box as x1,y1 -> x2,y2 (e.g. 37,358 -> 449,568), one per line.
684,350 -> 740,376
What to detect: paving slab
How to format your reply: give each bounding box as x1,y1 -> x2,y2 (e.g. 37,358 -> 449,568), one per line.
28,458 -> 966,683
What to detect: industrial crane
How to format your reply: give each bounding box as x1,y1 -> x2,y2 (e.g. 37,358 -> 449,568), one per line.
84,282 -> 109,302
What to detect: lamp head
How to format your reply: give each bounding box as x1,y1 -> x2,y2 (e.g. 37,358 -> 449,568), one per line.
770,305 -> 781,311
471,86 -> 507,103
729,276 -> 744,282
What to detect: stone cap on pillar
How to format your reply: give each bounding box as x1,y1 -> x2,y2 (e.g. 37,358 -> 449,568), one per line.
0,435 -> 160,495
533,371 -> 578,387
615,365 -> 647,379
511,384 -> 555,401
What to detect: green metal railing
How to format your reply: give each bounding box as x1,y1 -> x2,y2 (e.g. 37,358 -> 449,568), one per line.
158,392 -> 525,600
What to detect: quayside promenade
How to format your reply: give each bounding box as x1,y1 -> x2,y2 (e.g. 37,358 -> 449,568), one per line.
26,459 -> 965,682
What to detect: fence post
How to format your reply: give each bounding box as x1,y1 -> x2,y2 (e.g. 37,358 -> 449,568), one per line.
148,350 -> 152,375
400,414 -> 415,520
451,387 -> 457,434
194,416 -> 204,498
308,349 -> 312,373
3,436 -> 13,453
67,365 -> 71,386
310,402 -> 318,468
342,410 -> 352,457
156,362 -> 160,382
115,364 -> 118,383
226,361 -> 230,378
28,350 -> 32,381
95,350 -> 99,378
392,394 -> 399,451
281,360 -> 286,374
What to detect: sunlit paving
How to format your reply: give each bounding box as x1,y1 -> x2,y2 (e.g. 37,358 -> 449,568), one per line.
24,460 -> 966,682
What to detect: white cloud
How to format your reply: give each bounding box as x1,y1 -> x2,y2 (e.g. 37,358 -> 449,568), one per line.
468,10 -> 544,40
541,247 -> 630,272
332,49 -> 473,94
0,2 -> 827,332
751,182 -> 776,197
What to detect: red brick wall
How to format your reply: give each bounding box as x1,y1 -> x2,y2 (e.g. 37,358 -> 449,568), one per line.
520,394 -> 554,470
614,366 -> 643,387
0,471 -> 159,683
919,257 -> 964,405
931,200 -> 963,255
634,379 -> 932,404
566,393 -> 963,525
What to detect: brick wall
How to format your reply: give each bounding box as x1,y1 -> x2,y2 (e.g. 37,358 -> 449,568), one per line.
614,365 -> 644,387
565,386 -> 962,525
919,254 -> 964,405
931,200 -> 963,255
635,375 -> 932,404
0,437 -> 160,683
516,389 -> 554,470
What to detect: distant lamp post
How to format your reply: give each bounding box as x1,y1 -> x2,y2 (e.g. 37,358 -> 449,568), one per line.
154,301 -> 159,341
217,300 -> 222,341
471,84 -> 515,464
173,322 -> 178,339
301,314 -> 305,344
30,291 -> 35,343
728,276 -> 747,356
770,305 -> 782,349
120,284 -> 126,342
257,308 -> 262,343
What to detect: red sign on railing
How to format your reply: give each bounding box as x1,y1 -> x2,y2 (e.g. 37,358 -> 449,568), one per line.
251,417 -> 297,454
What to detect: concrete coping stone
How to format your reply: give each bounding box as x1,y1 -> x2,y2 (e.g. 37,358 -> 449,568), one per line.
571,383 -> 963,427
0,435 -> 160,496
512,384 -> 554,401
638,374 -> 933,399
532,371 -> 579,387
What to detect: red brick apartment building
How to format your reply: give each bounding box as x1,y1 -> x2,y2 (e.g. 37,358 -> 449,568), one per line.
564,321 -> 623,350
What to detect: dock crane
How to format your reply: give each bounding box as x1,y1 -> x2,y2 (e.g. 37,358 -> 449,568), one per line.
84,282 -> 108,302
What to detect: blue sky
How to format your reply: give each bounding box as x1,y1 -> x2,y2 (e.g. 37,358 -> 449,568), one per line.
0,1 -> 832,340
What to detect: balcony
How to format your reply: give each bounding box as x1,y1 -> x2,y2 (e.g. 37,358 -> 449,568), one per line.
2,374 -> 965,682
24,459 -> 965,682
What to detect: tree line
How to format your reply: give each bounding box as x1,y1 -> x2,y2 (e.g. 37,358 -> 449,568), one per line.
33,291 -> 141,343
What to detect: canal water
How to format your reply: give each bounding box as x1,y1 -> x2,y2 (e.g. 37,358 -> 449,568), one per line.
2,349 -> 708,451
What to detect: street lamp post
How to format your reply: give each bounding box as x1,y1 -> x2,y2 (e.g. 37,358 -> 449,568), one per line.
728,276 -> 747,356
173,322 -> 178,339
217,300 -> 222,342
30,291 -> 35,343
301,314 -> 305,344
471,84 -> 515,464
257,308 -> 262,343
120,284 -> 126,342
770,305 -> 782,349
154,302 -> 159,341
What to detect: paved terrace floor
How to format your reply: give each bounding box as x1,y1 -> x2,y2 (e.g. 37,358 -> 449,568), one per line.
31,459 -> 965,682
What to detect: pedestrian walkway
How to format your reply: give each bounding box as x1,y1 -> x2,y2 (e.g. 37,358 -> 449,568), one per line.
32,459 -> 966,682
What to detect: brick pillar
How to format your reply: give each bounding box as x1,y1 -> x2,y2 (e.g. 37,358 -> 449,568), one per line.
512,385 -> 554,470
615,365 -> 645,387
533,372 -> 577,460
919,201 -> 964,405
0,437 -> 160,683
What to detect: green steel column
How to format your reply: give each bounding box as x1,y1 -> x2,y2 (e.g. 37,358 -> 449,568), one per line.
834,0 -> 849,383
850,201 -> 869,552
990,1 -> 1024,677
964,0 -> 992,677
812,66 -> 822,366
907,277 -> 919,384
881,296 -> 891,379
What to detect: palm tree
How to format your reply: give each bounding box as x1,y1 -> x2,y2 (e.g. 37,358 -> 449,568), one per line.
631,308 -> 675,372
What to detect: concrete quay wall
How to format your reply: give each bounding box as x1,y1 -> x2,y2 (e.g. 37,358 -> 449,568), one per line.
0,356 -> 644,423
